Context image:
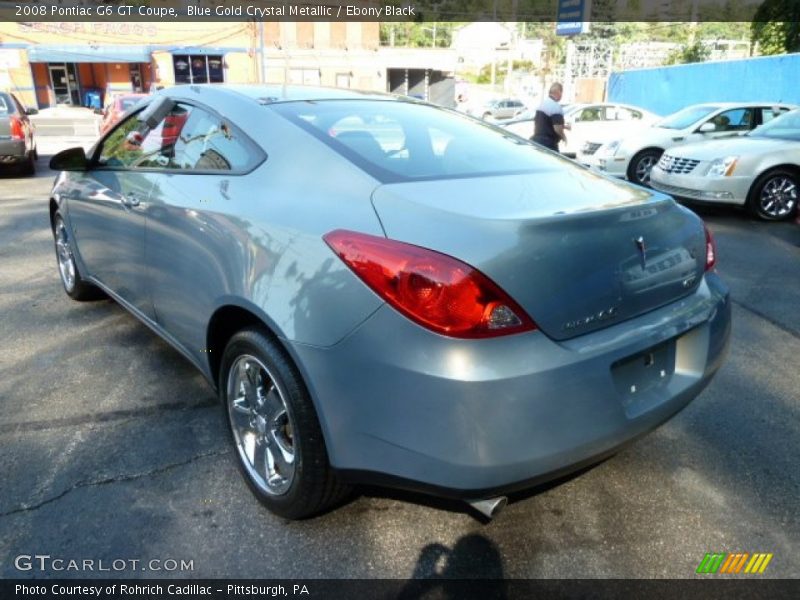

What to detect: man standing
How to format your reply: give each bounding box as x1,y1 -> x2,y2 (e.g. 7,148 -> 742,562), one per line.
532,82 -> 568,152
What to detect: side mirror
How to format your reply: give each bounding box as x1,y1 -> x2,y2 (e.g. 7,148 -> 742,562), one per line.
138,95 -> 175,129
25,108 -> 39,116
699,122 -> 716,133
50,147 -> 88,172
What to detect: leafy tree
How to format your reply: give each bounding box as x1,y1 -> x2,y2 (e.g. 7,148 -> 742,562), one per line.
751,0 -> 800,54
665,41 -> 712,65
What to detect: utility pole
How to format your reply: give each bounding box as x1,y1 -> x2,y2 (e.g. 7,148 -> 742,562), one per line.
258,20 -> 266,83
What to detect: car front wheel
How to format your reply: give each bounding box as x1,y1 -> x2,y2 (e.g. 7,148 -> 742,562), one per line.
747,169 -> 798,221
627,149 -> 662,185
53,214 -> 104,300
220,328 -> 349,519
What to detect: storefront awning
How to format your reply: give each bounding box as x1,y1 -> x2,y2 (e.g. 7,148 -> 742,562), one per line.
166,47 -> 237,56
27,45 -> 152,63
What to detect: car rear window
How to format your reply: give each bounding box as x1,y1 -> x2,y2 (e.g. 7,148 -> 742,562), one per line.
271,99 -> 567,183
0,95 -> 9,114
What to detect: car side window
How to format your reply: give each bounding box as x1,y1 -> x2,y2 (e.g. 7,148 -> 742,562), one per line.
97,113 -> 157,168
612,107 -> 640,121
578,107 -> 603,122
706,108 -> 753,132
96,103 -> 263,172
170,105 -> 264,172
760,107 -> 790,125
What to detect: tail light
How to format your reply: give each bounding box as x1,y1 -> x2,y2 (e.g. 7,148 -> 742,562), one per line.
704,224 -> 716,271
324,230 -> 536,339
9,116 -> 25,140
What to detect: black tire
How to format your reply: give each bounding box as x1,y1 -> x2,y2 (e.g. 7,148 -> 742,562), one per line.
220,327 -> 350,519
746,169 -> 799,221
53,214 -> 105,301
627,149 -> 662,185
482,112 -> 492,120
20,151 -> 36,176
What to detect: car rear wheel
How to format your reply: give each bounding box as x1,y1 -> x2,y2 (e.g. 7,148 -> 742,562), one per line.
20,151 -> 35,176
53,214 -> 104,300
221,328 -> 349,519
627,149 -> 662,185
747,169 -> 798,221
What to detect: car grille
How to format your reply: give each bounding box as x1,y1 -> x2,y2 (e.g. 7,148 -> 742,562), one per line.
582,142 -> 602,155
657,154 -> 701,175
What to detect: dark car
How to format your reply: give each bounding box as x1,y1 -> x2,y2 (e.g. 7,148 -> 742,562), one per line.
0,92 -> 38,175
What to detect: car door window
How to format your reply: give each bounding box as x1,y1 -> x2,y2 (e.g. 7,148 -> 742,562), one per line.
577,107 -> 603,122
169,105 -> 264,172
706,108 -> 753,132
760,106 -> 791,125
96,103 -> 264,172
96,113 -> 158,168
612,107 -> 641,121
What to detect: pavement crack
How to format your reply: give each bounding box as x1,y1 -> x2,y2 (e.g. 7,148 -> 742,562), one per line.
0,398 -> 218,435
0,449 -> 228,518
732,299 -> 799,340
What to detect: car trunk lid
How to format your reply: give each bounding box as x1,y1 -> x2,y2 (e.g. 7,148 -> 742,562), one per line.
371,169 -> 706,341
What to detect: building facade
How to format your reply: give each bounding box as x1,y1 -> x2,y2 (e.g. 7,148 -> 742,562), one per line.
0,22 -> 456,109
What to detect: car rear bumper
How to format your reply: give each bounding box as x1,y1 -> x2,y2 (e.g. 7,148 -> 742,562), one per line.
650,169 -> 750,206
290,272 -> 731,497
0,139 -> 27,162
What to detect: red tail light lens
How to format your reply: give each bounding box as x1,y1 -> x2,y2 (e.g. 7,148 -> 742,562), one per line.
9,116 -> 24,140
324,230 -> 537,338
704,224 -> 716,271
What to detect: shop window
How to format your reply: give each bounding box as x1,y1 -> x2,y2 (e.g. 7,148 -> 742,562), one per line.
173,55 -> 224,85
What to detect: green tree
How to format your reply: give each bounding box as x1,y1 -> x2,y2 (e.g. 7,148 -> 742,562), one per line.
751,0 -> 800,54
664,41 -> 712,65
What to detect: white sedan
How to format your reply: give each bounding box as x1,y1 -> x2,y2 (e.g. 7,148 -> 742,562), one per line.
502,102 -> 659,157
650,109 -> 800,221
582,102 -> 796,185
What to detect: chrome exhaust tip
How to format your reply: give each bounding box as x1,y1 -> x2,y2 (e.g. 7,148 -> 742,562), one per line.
467,496 -> 508,519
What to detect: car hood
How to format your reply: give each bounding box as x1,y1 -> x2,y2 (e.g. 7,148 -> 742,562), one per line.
661,136 -> 799,160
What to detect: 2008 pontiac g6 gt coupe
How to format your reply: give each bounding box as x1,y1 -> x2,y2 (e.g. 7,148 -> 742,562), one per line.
49,86 -> 731,519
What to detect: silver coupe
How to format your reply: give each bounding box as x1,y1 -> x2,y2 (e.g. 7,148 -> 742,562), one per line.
49,86 -> 731,519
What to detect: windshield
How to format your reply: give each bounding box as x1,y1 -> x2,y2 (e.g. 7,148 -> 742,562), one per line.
273,100 -> 568,183
656,105 -> 720,130
749,109 -> 800,141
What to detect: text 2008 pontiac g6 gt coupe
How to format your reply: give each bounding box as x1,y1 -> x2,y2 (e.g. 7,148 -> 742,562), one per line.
49,86 -> 730,519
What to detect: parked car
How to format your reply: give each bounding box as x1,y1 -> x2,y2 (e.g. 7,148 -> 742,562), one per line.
469,98 -> 526,120
650,108 -> 800,221
503,102 -> 659,158
582,102 -> 796,185
98,93 -> 149,135
0,91 -> 38,176
49,85 -> 731,519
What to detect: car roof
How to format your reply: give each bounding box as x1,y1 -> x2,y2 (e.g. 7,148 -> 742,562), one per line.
157,84 -> 401,105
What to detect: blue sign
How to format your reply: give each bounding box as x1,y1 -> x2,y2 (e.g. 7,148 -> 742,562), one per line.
556,0 -> 590,36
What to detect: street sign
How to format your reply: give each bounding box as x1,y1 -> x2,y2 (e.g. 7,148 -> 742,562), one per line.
556,0 -> 592,36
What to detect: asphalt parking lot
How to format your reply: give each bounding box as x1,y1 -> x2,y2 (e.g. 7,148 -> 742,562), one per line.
0,142 -> 798,580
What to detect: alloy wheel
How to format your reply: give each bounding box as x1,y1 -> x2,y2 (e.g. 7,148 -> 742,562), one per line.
55,219 -> 76,292
759,175 -> 797,219
226,354 -> 296,496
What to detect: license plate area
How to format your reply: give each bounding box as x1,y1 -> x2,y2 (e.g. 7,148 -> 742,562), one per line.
612,340 -> 676,416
